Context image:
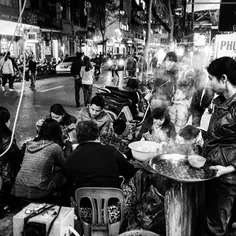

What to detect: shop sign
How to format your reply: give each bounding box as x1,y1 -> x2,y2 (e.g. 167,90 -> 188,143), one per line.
214,33 -> 236,60
45,46 -> 51,55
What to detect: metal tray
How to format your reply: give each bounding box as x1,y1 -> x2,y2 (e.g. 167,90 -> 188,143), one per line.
149,154 -> 216,182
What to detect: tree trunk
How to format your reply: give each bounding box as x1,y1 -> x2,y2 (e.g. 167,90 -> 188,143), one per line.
101,33 -> 106,54
168,0 -> 174,43
144,0 -> 153,69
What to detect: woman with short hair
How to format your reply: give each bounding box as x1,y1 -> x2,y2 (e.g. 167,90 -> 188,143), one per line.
65,120 -> 137,224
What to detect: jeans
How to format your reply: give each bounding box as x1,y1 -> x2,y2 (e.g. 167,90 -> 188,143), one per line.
2,74 -> 13,89
205,178 -> 236,236
74,78 -> 82,107
30,73 -> 36,89
82,84 -> 92,106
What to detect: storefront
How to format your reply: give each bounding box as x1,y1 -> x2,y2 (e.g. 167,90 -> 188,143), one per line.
0,19 -> 40,58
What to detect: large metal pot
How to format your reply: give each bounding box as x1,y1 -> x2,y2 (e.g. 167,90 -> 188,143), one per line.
149,153 -> 215,182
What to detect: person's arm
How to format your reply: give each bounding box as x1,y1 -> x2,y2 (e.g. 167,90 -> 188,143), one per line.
111,147 -> 137,179
210,165 -> 235,177
53,145 -> 66,168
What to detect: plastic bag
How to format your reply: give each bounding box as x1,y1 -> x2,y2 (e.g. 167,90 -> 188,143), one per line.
130,185 -> 165,235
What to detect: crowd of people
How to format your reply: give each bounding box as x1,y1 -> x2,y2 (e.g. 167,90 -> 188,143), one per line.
1,46 -> 236,236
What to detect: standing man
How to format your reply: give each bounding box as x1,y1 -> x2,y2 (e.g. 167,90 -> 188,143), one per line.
71,52 -> 83,107
28,55 -> 37,91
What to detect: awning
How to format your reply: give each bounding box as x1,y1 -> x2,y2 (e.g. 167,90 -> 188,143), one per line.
186,0 -> 220,12
0,19 -> 40,36
41,28 -> 62,33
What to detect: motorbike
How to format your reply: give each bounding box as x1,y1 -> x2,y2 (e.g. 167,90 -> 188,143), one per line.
96,83 -> 152,127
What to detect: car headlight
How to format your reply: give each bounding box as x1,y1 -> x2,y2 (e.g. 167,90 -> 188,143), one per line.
118,59 -> 124,66
107,59 -> 113,66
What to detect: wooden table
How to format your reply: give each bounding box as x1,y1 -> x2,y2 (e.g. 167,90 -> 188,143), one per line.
149,154 -> 215,236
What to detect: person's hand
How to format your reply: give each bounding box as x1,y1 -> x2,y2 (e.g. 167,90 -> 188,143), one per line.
210,165 -> 235,177
68,123 -> 76,131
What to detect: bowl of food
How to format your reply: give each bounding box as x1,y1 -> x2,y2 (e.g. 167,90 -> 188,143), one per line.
128,141 -> 160,162
188,154 -> 206,168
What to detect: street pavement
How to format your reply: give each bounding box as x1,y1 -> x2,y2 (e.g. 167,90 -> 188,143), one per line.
0,67 -> 211,145
0,68 -> 126,145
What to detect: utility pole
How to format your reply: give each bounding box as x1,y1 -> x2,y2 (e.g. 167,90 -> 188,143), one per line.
191,0 -> 194,31
19,0 -> 22,24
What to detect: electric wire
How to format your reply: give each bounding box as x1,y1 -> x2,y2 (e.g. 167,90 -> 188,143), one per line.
0,0 -> 27,158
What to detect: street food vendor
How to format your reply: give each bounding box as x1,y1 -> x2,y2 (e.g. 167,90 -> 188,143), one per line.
203,57 -> 236,236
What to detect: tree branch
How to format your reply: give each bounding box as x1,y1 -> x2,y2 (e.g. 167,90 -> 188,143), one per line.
152,7 -> 171,33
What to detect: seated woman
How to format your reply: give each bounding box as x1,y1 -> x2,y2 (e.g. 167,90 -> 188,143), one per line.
11,118 -> 67,202
168,125 -> 203,155
36,103 -> 77,143
138,106 -> 176,143
65,120 -> 137,224
0,106 -> 24,218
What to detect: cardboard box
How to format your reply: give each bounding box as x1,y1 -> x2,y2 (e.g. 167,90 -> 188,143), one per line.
13,203 -> 74,236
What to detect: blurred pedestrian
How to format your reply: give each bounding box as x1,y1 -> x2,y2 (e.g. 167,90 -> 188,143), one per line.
111,55 -> 119,80
125,54 -> 137,78
71,52 -> 83,107
93,54 -> 101,78
81,57 -> 93,107
150,53 -> 158,74
28,55 -> 37,91
137,53 -> 147,83
189,50 -> 214,127
0,52 -> 14,91
8,55 -> 19,88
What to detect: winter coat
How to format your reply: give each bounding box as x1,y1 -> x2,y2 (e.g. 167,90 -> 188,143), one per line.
0,135 -> 23,188
77,107 -> 112,135
203,93 -> 236,184
71,57 -> 82,78
11,139 -> 66,199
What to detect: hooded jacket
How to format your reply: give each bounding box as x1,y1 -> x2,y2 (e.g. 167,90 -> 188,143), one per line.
203,93 -> 236,184
11,139 -> 66,199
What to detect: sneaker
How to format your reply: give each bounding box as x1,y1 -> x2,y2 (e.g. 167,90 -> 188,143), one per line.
1,86 -> 5,91
9,88 -> 14,91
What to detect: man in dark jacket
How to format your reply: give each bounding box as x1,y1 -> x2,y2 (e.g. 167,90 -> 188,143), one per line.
71,52 -> 83,107
66,120 -> 136,188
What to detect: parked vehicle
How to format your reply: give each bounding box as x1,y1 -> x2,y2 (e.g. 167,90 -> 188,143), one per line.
96,85 -> 150,126
56,56 -> 76,74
